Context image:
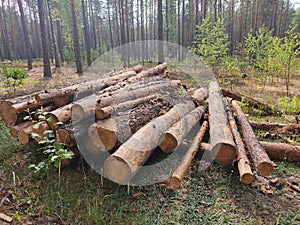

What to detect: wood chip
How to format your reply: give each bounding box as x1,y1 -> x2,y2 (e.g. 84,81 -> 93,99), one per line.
0,213 -> 13,223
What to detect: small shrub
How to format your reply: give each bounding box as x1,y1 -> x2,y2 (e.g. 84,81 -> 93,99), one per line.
277,96 -> 300,115
1,67 -> 29,92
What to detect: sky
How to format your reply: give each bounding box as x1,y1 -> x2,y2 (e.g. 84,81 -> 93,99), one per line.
291,0 -> 300,9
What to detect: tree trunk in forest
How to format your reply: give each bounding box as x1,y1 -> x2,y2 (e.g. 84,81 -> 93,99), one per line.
229,0 -> 235,55
260,141 -> 300,163
238,0 -> 245,44
223,98 -> 255,185
8,0 -> 16,59
140,0 -> 145,62
169,121 -> 208,188
37,0 -> 51,77
231,100 -> 274,177
177,0 -> 180,61
157,0 -> 164,64
70,0 -> 83,75
54,1 -> 64,64
1,3 -> 12,61
159,106 -> 205,153
209,82 -> 237,166
103,101 -> 196,185
33,3 -> 42,58
81,0 -> 92,66
107,0 -> 114,49
47,1 -> 60,68
271,0 -> 278,36
17,0 -> 33,70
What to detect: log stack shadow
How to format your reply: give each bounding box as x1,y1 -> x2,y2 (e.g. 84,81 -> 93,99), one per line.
0,63 -> 299,189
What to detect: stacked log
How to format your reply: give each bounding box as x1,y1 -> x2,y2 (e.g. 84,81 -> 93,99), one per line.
208,81 -> 237,166
2,63 -> 300,188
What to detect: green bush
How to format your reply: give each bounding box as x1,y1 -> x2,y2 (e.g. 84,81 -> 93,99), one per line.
277,96 -> 300,115
1,67 -> 29,92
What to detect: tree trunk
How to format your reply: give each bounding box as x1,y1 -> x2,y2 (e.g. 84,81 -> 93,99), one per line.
1,3 -> 12,61
169,121 -> 208,188
17,0 -> 33,70
260,141 -> 300,163
70,0 -> 83,74
159,106 -> 205,153
107,0 -> 114,49
54,1 -> 64,63
229,0 -> 235,55
47,0 -> 60,68
81,0 -> 92,66
223,98 -> 255,185
157,0 -> 164,64
37,0 -> 52,77
231,100 -> 274,177
103,101 -> 196,185
208,81 -> 237,166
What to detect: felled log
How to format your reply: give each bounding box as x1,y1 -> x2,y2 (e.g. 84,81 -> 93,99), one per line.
103,101 -> 196,185
0,98 -> 53,127
260,141 -> 300,163
169,121 -> 208,188
110,65 -> 143,76
18,121 -> 51,144
250,121 -> 300,132
35,70 -> 137,105
231,100 -> 274,177
72,81 -> 178,120
296,116 -> 300,124
222,89 -> 280,115
36,63 -> 166,106
45,104 -> 73,130
191,88 -> 208,106
55,126 -> 76,147
223,98 -> 255,185
9,121 -> 33,138
96,94 -> 162,119
159,106 -> 205,153
208,81 -> 237,166
86,97 -> 172,153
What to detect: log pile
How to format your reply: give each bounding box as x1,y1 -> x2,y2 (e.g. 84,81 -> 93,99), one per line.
0,64 -> 299,189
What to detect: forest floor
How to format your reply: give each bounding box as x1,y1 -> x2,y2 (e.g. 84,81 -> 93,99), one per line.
0,61 -> 299,224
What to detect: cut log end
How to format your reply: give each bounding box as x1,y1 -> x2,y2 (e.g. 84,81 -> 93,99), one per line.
240,173 -> 255,185
18,130 -> 30,144
71,105 -> 85,120
103,156 -> 131,185
257,162 -> 274,177
159,133 -> 178,153
169,177 -> 181,188
211,143 -> 237,166
97,127 -> 118,151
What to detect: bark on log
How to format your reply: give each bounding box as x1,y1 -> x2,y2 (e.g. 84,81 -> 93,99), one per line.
223,98 -> 255,185
260,141 -> 300,163
36,63 -> 166,105
55,127 -> 76,147
191,88 -> 208,106
231,100 -> 274,177
86,97 -> 172,153
35,70 -> 137,104
222,89 -> 280,115
72,81 -> 178,121
96,94 -> 162,119
45,104 -> 73,130
169,121 -> 208,188
208,81 -> 237,166
0,98 -> 53,127
9,121 -> 33,138
103,101 -> 196,185
18,121 -> 51,144
250,121 -> 300,133
159,106 -> 206,153
109,65 -> 143,76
